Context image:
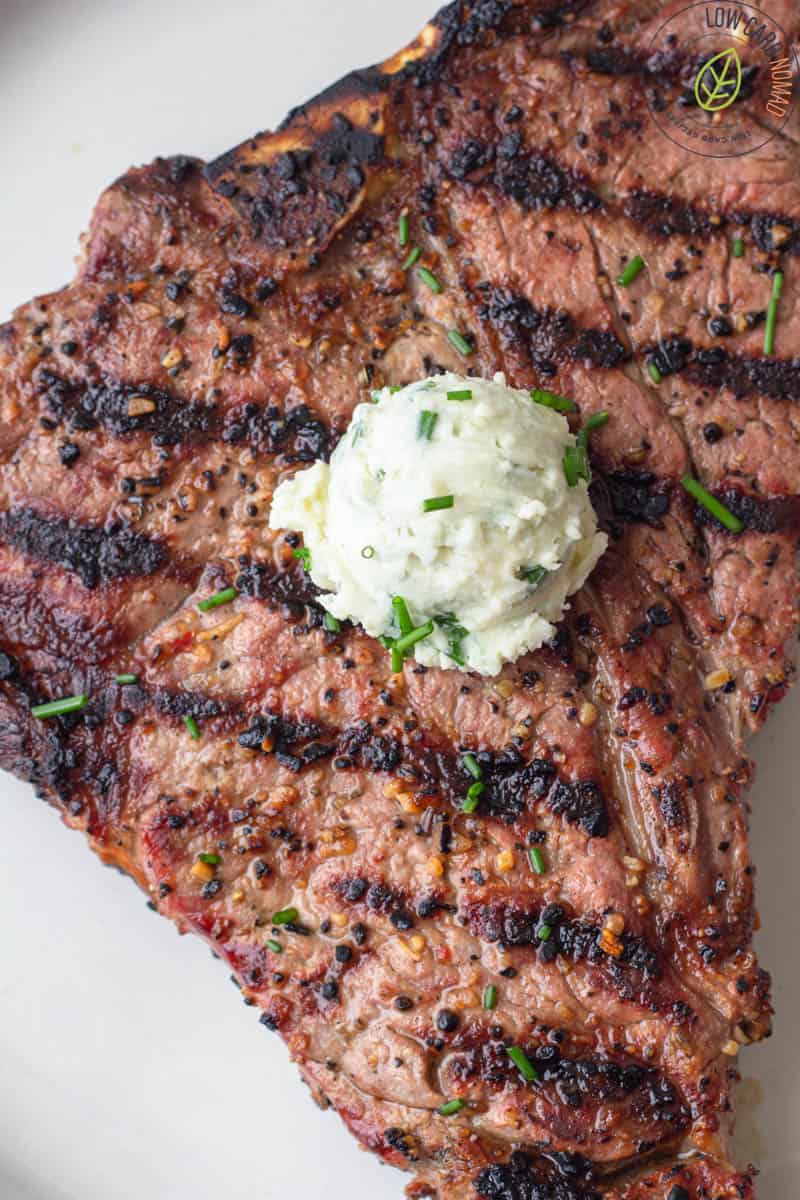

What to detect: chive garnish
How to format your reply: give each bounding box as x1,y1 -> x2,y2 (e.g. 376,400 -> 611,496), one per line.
463,753 -> 482,780
507,1046 -> 539,1083
114,674 -> 138,685
399,212 -> 410,248
423,495 -> 454,512
417,410 -> 439,441
531,389 -> 576,414
184,715 -> 201,739
361,545 -> 375,559
528,847 -> 546,875
417,267 -> 443,294
462,781 -> 484,813
31,694 -> 88,720
538,924 -> 553,942
392,596 -> 414,637
483,984 -> 497,1011
517,565 -> 548,588
732,237 -> 745,258
617,255 -> 645,287
680,475 -> 743,533
198,586 -> 238,613
447,330 -> 473,357
434,613 -> 469,665
447,388 -> 473,401
437,1098 -> 466,1117
402,246 -> 422,271
198,852 -> 221,865
394,621 -> 435,655
647,361 -> 662,384
272,907 -> 299,926
323,612 -> 341,633
764,270 -> 784,355
583,411 -> 609,433
391,645 -> 404,674
267,939 -> 282,953
293,546 -> 312,571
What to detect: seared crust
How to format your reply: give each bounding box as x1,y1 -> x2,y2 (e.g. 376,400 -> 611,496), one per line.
1,1 -> 798,1196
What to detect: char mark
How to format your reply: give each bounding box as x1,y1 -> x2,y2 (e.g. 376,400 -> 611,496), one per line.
206,112 -> 383,253
238,711 -> 335,773
446,134 -> 601,215
476,1150 -> 597,1200
38,370 -> 332,461
453,1037 -> 688,1131
466,901 -> 661,979
0,507 -> 167,590
235,556 -> 333,630
483,288 -> 628,374
647,337 -> 800,401
693,487 -> 800,535
592,471 -> 672,532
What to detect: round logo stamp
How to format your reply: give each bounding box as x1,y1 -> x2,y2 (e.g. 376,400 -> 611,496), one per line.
646,2 -> 798,158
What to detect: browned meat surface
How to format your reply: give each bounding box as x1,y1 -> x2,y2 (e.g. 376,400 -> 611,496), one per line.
1,2 -> 798,1197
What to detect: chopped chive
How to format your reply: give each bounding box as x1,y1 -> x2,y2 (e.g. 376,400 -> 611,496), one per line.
31,694 -> 88,720
447,330 -> 473,357
183,715 -> 201,739
483,984 -> 497,1011
197,586 -> 238,613
390,385 -> 402,393
323,612 -> 341,633
272,907 -> 299,926
423,494 -> 454,513
507,1046 -> 538,1083
266,939 -> 282,953
392,596 -> 414,637
617,255 -> 645,287
293,546 -> 312,571
417,267 -> 443,294
462,781 -> 485,813
680,475 -> 743,533
361,545 -> 376,559
647,361 -> 662,384
198,852 -> 221,865
764,270 -> 784,355
399,212 -> 410,248
394,621 -> 435,655
537,924 -> 553,942
437,1098 -> 466,1117
528,847 -> 546,875
583,410 -> 609,432
417,410 -> 439,441
562,445 -> 582,488
447,388 -> 473,401
371,390 -> 383,403
391,645 -> 404,674
114,674 -> 138,685
732,237 -> 745,258
402,246 -> 422,271
517,565 -> 548,588
463,752 -> 482,780
530,389 -> 576,414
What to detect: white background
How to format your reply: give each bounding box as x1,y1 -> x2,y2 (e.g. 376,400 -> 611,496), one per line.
0,2 -> 797,1197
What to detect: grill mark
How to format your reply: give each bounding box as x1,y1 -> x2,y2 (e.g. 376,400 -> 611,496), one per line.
450,1034 -> 689,1133
482,287 -> 629,374
693,487 -> 800,535
646,338 -> 800,401
463,900 -> 662,980
445,135 -> 602,214
476,1151 -> 597,1200
37,370 -> 332,462
0,507 -> 168,590
234,556 -> 331,629
592,471 -> 672,531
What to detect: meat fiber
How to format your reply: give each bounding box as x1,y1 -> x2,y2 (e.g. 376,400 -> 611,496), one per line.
2,2 -> 799,1197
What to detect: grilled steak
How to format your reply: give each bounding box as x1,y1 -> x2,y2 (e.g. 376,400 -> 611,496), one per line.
1,2 -> 797,1196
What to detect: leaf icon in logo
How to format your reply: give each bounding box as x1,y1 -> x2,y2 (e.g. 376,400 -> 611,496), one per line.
694,47 -> 743,112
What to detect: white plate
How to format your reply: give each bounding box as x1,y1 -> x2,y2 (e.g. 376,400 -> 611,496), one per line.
0,2 -> 797,1197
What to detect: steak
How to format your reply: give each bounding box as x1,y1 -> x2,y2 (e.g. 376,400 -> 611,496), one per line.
1,2 -> 798,1196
